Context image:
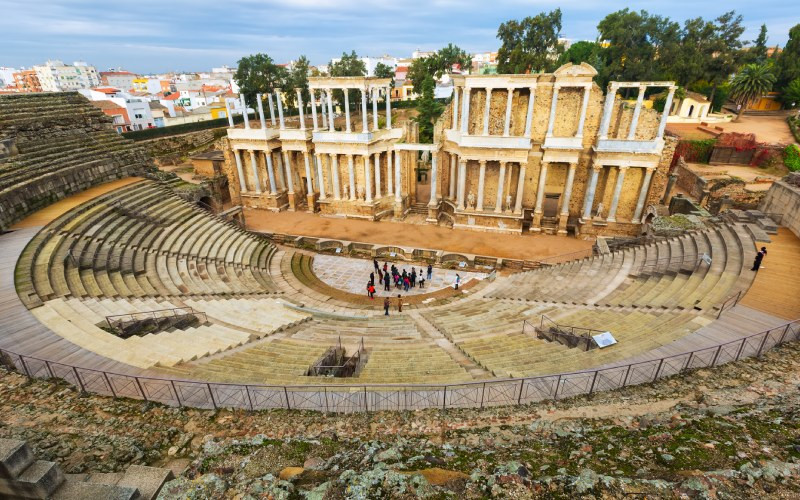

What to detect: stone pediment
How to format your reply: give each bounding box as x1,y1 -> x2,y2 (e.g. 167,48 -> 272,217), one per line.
553,62 -> 598,78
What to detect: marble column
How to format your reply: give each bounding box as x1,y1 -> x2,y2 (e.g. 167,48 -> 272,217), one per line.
394,151 -> 402,202
241,95 -> 250,128
385,86 -> 392,129
233,149 -> 246,191
476,160 -> 487,211
545,85 -> 559,137
264,151 -> 277,194
256,93 -> 266,129
386,150 -> 393,196
326,90 -> 334,131
448,154 -> 457,199
320,95 -> 327,129
316,154 -> 326,199
374,153 -> 382,198
283,151 -> 294,193
452,87 -> 459,130
607,166 -> 628,222
361,88 -> 368,133
275,90 -> 285,130
633,168 -> 655,222
482,88 -> 492,136
330,154 -> 341,199
267,93 -> 277,127
598,84 -> 616,139
657,87 -> 676,139
524,88 -> 536,137
343,89 -> 351,132
460,87 -> 471,134
428,152 -> 438,207
457,160 -> 467,210
310,90 -> 319,130
303,152 -> 313,194
248,150 -> 261,193
372,88 -> 379,131
503,88 -> 514,136
560,163 -> 577,217
627,85 -> 646,140
576,86 -> 591,137
514,163 -> 526,214
224,99 -> 234,127
347,155 -> 356,200
534,162 -> 548,215
364,154 -> 373,202
296,89 -> 305,130
582,166 -> 601,220
276,152 -> 286,190
495,162 -> 506,214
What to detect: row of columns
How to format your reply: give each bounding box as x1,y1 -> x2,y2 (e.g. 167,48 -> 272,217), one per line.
233,148 -> 298,195
314,151 -> 400,202
598,84 -> 676,141
454,87 -> 537,138
581,165 -> 656,223
308,87 -> 392,133
448,155 -> 525,214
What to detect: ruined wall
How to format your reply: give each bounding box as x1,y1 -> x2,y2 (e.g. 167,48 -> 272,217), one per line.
137,128 -> 221,165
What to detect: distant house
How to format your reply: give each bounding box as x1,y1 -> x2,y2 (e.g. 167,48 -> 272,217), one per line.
149,102 -> 168,127
90,100 -> 130,133
99,71 -> 138,91
670,91 -> 711,121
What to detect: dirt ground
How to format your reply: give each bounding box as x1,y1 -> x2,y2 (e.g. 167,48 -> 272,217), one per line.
244,209 -> 593,261
667,113 -> 797,144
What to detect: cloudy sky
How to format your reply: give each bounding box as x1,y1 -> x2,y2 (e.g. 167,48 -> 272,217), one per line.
1,0 -> 794,73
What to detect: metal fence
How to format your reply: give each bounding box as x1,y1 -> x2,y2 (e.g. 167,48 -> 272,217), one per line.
1,319 -> 798,413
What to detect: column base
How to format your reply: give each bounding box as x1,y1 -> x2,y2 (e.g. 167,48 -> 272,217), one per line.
532,211 -> 543,229
557,213 -> 569,235
287,192 -> 297,211
306,193 -> 318,213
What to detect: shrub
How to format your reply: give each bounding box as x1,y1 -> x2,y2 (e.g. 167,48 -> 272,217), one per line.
672,139 -> 716,166
784,144 -> 800,172
122,113 -> 256,141
788,115 -> 800,143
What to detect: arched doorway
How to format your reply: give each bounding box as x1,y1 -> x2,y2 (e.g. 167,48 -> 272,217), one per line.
688,104 -> 695,117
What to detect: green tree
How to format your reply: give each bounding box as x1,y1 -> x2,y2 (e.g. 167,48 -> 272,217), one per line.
329,51 -> 367,118
781,78 -> 800,109
704,11 -> 745,107
414,75 -> 444,143
750,24 -> 769,63
233,53 -> 288,103
286,55 -> 310,111
406,44 -> 471,94
374,62 -> 395,89
729,63 -> 776,120
496,9 -> 563,74
776,24 -> 800,89
673,17 -> 717,87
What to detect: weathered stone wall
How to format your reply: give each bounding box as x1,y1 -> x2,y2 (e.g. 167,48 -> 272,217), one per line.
138,128 -> 222,165
758,177 -> 800,237
0,92 -> 154,231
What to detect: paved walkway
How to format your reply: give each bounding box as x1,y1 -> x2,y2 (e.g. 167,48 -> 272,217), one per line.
312,254 -> 486,298
740,227 -> 800,320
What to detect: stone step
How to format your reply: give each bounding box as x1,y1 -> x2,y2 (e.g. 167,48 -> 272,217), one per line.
0,439 -> 34,479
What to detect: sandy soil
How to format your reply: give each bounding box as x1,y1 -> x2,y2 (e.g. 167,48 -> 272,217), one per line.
244,209 -> 593,261
667,114 -> 797,144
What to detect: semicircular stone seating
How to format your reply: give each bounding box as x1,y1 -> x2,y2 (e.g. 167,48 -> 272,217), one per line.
13,177 -> 762,386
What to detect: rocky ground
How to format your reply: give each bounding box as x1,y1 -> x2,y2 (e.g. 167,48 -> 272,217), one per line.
2,343 -> 800,498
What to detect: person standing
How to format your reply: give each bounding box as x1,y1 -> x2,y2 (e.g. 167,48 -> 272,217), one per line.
427,264 -> 432,280
374,259 -> 379,272
368,283 -> 376,299
455,274 -> 461,290
366,281 -> 372,297
384,273 -> 391,291
411,269 -> 417,288
397,294 -> 403,312
751,246 -> 767,271
384,297 -> 390,315
370,272 -> 375,286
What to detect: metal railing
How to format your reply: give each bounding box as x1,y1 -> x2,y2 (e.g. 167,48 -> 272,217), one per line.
638,256 -> 702,275
1,319 -> 796,413
106,307 -> 206,338
528,317 -> 600,351
717,291 -> 743,319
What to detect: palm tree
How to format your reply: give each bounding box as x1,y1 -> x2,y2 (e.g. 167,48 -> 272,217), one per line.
729,63 -> 776,121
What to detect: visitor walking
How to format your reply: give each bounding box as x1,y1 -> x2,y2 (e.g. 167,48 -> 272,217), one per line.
397,294 -> 403,312
455,274 -> 461,290
384,297 -> 390,315
751,246 -> 767,271
373,259 -> 379,272
411,269 -> 417,288
403,276 -> 410,291
427,264 -> 432,280
366,281 -> 373,298
368,283 -> 376,299
370,272 -> 375,286
419,277 -> 425,289
383,262 -> 388,273
384,273 -> 391,291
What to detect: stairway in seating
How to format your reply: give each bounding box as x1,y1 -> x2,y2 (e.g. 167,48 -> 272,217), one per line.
0,438 -> 173,499
407,203 -> 428,215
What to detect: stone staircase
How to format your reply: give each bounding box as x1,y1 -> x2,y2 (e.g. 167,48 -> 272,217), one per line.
407,203 -> 428,216
0,438 -> 172,499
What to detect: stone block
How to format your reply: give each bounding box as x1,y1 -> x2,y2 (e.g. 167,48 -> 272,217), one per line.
52,481 -> 138,500
0,439 -> 34,480
116,465 -> 174,500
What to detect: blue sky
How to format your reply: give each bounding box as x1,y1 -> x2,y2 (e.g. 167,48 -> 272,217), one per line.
1,0 -> 795,73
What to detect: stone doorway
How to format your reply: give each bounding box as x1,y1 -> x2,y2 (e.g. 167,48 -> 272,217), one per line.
415,153 -> 431,205
543,193 -> 560,218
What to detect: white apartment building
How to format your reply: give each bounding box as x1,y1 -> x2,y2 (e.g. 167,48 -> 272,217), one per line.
100,70 -> 138,91
78,88 -> 155,131
33,60 -> 100,91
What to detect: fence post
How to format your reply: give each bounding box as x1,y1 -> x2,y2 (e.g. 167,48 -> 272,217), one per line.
442,386 -> 447,409
589,370 -> 599,394
756,331 -> 770,357
73,367 -> 87,393
711,345 -> 723,367
171,380 -> 181,407
44,360 -> 55,379
517,379 -> 525,404
284,387 -> 291,410
683,352 -> 694,371
364,386 -> 368,412
778,324 -> 791,345
18,356 -> 31,378
480,382 -> 486,408
324,387 -> 329,413
133,376 -> 146,400
207,383 -> 217,409
734,338 -> 747,360
652,358 -> 665,382
245,386 -> 254,411
622,364 -> 632,387
103,372 -> 117,398
553,375 -> 561,400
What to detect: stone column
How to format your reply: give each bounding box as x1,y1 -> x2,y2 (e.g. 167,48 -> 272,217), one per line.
330,154 -> 341,199
224,99 -> 234,127
452,87 -> 459,130
633,168 -> 655,222
482,88 -> 492,136
598,84 -> 616,140
627,85 -> 646,140
448,154 -> 457,199
661,173 -> 678,204
582,166 -> 601,220
607,166 -> 628,222
534,162 -> 548,215
457,160 -> 467,210
343,88 -> 351,132
241,95 -> 250,128
386,150 -> 393,196
374,153 -> 382,198
303,152 -> 313,193
545,85 -> 559,137
347,155 -> 356,200
275,90 -> 285,130
395,151 -> 402,202
428,152 -> 438,207
514,163 -> 526,214
385,86 -> 392,129
326,90 -> 334,130
495,161 -> 506,214
361,88 -> 368,133
372,88 -> 379,131
283,151 -> 294,193
460,87 -> 471,134
503,88 -> 514,136
476,160 -> 487,211
296,89 -> 305,130
233,149 -> 246,191
657,87 -> 676,139
316,154 -> 326,199
276,152 -> 286,190
264,151 -> 277,194
320,94 -> 327,129
522,89 -> 536,138
256,93 -> 266,129
364,154 -> 373,202
248,150 -> 261,193
310,90 -> 319,130
576,86 -> 591,137
558,163 -> 577,233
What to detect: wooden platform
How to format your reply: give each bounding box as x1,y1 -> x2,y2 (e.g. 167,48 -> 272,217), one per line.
10,177 -> 144,229
740,227 -> 800,320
